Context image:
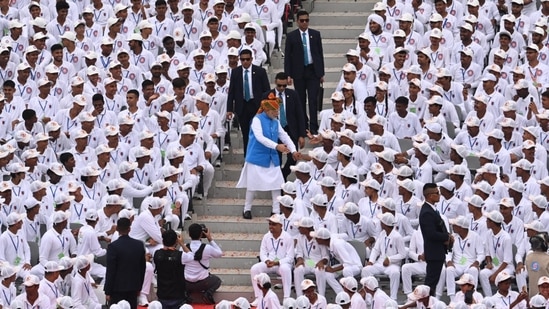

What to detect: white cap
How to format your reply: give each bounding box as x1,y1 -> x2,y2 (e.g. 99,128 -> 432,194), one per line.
339,202 -> 359,215
6,213 -> 24,226
342,63 -> 357,72
495,271 -> 513,285
293,216 -> 314,228
23,275 -> 40,286
254,273 -> 271,286
485,210 -> 504,224
267,214 -> 282,224
119,161 -> 138,174
465,195 -> 484,208
277,195 -> 294,208
152,179 -> 172,193
530,295 -> 547,308
449,216 -> 470,229
360,276 -> 379,291
310,194 -> 328,207
335,292 -> 351,305
52,211 -> 69,224
338,165 -> 358,180
339,277 -> 358,292
281,181 -> 297,194
310,227 -> 331,239
500,197 -> 516,208
378,212 -> 396,226
530,195 -> 548,209
456,273 -> 475,285
525,220 -> 545,232
408,285 -> 430,301
290,162 -> 311,174
301,279 -> 316,291
193,92 -> 213,104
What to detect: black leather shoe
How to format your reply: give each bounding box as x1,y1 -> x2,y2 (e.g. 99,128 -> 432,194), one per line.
243,211 -> 252,219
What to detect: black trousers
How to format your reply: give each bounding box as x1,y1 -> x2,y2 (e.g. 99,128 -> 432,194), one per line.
237,100 -> 258,156
110,291 -> 139,309
279,132 -> 298,181
185,274 -> 222,294
425,260 -> 444,296
293,65 -> 321,133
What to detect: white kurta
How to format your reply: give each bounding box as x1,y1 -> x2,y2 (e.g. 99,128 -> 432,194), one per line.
236,115 -> 296,191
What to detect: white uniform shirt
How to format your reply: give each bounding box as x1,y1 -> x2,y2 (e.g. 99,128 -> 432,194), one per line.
0,229 -> 31,266
368,228 -> 406,265
39,228 -> 77,265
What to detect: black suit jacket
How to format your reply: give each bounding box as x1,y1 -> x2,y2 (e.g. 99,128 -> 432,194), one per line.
104,235 -> 146,295
263,88 -> 306,143
284,28 -> 325,79
227,64 -> 270,116
419,203 -> 450,261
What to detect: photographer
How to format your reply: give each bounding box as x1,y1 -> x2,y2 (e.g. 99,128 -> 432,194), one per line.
182,223 -> 223,304
154,230 -> 190,309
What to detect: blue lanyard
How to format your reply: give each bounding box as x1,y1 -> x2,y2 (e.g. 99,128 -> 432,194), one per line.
271,238 -> 280,255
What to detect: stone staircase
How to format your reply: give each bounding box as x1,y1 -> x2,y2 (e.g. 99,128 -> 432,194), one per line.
185,0 -> 376,303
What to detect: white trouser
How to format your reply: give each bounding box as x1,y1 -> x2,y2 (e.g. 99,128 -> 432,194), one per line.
250,261 -> 293,298
245,190 -> 281,213
210,144 -> 220,163
446,264 -> 479,296
202,161 -> 214,197
90,262 -> 106,282
401,262 -> 446,297
164,214 -> 180,230
516,268 -> 528,291
294,265 -> 344,297
141,262 -> 154,295
322,265 -> 359,295
479,265 -> 514,296
362,263 -> 401,300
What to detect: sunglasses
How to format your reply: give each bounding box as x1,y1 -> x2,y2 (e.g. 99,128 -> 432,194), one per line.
276,84 -> 288,88
299,19 -> 309,22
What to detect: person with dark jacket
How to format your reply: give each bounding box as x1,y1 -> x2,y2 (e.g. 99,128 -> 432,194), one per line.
104,218 -> 146,309
419,183 -> 453,296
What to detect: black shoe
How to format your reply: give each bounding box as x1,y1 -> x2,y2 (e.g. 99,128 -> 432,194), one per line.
243,211 -> 252,219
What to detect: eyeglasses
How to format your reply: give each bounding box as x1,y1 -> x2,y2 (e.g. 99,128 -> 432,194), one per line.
276,84 -> 288,88
240,57 -> 251,61
299,19 -> 310,23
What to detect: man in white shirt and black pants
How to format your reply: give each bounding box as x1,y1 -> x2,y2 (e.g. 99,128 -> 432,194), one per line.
182,223 -> 223,304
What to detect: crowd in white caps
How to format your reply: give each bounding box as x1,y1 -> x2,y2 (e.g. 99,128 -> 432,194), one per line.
3,0 -> 549,306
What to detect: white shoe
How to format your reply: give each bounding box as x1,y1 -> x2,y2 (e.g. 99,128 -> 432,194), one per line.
138,294 -> 149,306
184,213 -> 192,220
215,160 -> 221,167
274,283 -> 283,289
223,145 -> 230,151
251,298 -> 259,307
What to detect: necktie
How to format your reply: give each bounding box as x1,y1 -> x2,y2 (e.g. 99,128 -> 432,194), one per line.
302,32 -> 309,65
279,92 -> 287,127
244,69 -> 251,101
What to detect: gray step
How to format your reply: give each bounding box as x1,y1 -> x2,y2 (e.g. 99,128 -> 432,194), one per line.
215,268 -> 253,286
198,215 -> 271,233
313,25 -> 364,39
213,180 -> 273,199
210,251 -> 259,269
323,39 -> 358,53
324,52 -> 350,68
311,0 -> 375,13
221,149 -> 245,165
325,67 -> 344,83
215,163 -> 245,181
214,232 -> 263,251
310,12 -> 368,26
196,198 -> 273,217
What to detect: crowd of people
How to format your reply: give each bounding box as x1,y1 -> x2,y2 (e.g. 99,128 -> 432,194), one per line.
1,0 -> 549,306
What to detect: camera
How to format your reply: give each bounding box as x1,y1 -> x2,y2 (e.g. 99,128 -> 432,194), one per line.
200,224 -> 208,235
